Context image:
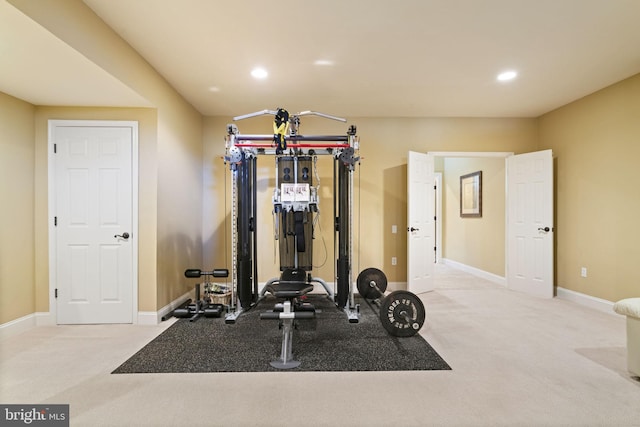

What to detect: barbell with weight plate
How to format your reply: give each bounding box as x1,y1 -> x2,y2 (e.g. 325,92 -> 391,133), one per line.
356,267 -> 426,337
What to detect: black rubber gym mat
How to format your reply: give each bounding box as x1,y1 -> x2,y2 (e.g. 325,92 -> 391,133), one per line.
112,295 -> 451,373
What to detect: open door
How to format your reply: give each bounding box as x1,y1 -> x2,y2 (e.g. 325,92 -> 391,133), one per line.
407,151 -> 434,294
506,149 -> 554,298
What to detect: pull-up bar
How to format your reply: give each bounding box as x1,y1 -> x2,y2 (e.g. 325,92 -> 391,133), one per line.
233,134 -> 349,142
233,142 -> 350,149
233,110 -> 346,123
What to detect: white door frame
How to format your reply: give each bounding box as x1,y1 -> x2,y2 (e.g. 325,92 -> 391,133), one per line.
47,120 -> 139,324
428,151 -> 513,277
434,172 -> 442,263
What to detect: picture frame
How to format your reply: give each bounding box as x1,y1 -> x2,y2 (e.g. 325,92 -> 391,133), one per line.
460,171 -> 482,217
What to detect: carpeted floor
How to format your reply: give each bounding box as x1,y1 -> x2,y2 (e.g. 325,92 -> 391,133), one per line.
113,294 -> 450,373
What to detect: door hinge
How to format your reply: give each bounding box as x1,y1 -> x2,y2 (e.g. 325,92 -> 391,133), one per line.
55,289 -> 58,298
54,216 -> 57,226
54,143 -> 57,153
434,185 -> 437,190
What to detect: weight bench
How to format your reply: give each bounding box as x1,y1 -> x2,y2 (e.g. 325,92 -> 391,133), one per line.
260,268 -> 316,369
613,298 -> 640,377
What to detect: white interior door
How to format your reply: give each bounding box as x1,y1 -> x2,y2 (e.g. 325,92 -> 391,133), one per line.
507,149 -> 554,298
52,122 -> 136,324
407,151 -> 434,294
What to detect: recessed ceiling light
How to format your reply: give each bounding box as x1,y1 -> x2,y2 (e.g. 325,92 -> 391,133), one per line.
314,59 -> 334,66
208,86 -> 220,93
497,70 -> 518,82
251,67 -> 268,79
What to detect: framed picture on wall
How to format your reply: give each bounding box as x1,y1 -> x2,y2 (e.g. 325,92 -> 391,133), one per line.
460,171 -> 482,217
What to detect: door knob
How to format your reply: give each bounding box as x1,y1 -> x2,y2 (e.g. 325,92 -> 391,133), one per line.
537,227 -> 550,232
408,227 -> 420,232
114,232 -> 130,239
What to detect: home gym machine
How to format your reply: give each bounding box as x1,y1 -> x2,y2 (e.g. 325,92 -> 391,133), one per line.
223,108 -> 360,322
221,108 -> 426,368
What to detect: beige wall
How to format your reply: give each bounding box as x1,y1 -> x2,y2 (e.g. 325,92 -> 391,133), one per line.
539,73 -> 640,302
0,93 -> 35,324
10,0 -> 204,315
204,116 -> 537,285
442,157 -> 506,276
155,111 -> 204,308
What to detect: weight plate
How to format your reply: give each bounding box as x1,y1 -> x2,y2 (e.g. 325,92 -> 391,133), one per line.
379,290 -> 425,337
356,268 -> 388,300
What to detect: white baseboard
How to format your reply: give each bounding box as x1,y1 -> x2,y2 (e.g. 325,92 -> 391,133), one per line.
35,311 -> 55,326
556,287 -> 615,315
138,291 -> 192,325
0,313 -> 36,340
137,311 -> 160,325
441,258 -> 507,287
2,293 -> 195,333
1,311 -> 57,338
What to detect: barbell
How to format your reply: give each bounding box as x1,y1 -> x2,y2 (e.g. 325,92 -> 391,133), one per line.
356,267 -> 426,337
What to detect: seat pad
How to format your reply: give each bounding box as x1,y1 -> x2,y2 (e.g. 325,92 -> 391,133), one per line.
265,282 -> 314,298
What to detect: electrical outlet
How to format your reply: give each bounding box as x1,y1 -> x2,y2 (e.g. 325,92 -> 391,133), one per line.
391,257 -> 397,266
581,267 -> 587,278
391,225 -> 397,234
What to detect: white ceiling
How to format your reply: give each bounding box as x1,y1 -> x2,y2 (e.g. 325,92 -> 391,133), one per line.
3,0 -> 640,118
0,1 -> 151,109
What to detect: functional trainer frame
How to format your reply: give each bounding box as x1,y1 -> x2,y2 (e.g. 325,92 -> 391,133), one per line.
223,109 -> 360,324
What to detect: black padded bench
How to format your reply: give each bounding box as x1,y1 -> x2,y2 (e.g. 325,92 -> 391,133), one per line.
173,268 -> 229,321
263,282 -> 314,299
260,268 -> 316,369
